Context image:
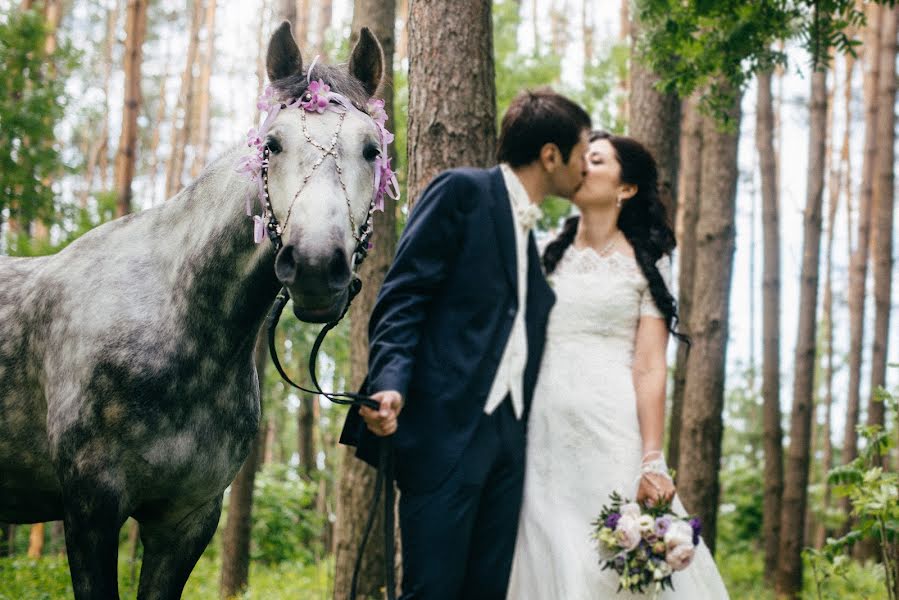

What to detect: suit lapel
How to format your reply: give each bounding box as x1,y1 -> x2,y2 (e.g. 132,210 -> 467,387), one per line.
488,166 -> 517,290
526,231 -> 555,310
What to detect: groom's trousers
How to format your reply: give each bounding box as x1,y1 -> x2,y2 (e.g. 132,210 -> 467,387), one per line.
397,395 -> 526,600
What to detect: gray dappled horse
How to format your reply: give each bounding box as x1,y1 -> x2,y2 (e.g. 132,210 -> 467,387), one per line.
0,23 -> 384,599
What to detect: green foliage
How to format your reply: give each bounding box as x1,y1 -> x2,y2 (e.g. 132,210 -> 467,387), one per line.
634,0 -> 896,123
250,464 -> 325,566
807,386 -> 899,600
0,8 -> 77,227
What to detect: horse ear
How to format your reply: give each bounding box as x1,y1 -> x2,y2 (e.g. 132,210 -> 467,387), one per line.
348,27 -> 384,96
267,21 -> 303,82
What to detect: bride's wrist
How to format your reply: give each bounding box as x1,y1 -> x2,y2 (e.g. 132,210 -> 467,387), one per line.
639,453 -> 672,482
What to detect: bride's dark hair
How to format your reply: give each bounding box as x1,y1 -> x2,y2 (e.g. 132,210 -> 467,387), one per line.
542,130 -> 688,344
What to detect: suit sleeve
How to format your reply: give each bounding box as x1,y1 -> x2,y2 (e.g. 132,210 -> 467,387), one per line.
367,170 -> 469,399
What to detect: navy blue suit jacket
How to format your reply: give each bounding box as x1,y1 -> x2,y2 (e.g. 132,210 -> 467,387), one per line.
339,166 -> 556,493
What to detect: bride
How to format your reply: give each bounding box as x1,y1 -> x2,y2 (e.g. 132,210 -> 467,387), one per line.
507,131 -> 729,599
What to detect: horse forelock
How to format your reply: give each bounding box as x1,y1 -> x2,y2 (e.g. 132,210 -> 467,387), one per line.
271,63 -> 370,109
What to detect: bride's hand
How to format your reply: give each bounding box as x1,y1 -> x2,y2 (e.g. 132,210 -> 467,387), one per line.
637,472 -> 675,507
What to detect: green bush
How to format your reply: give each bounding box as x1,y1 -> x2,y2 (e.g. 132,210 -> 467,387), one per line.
251,464 -> 324,566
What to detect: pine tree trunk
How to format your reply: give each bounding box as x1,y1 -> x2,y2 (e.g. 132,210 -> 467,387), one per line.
114,0 -> 148,217
406,0 -> 496,205
298,394 -> 316,478
314,0 -> 333,58
279,0 -> 296,25
775,67 -> 828,600
147,58 -> 169,206
190,0 -> 217,178
99,1 -> 118,192
676,88 -> 741,556
0,524 -> 7,557
843,4 -> 881,494
756,68 -> 784,580
27,523 -> 44,558
668,93 -> 703,473
164,0 -> 203,201
866,5 -> 897,441
219,332 -> 266,599
628,19 -> 680,217
333,3 -> 399,597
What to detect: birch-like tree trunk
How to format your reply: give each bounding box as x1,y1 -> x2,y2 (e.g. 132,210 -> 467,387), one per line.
756,68 -> 784,579
668,93 -> 702,472
114,0 -> 148,216
676,88 -> 741,556
333,3 -> 398,597
775,66 -> 828,600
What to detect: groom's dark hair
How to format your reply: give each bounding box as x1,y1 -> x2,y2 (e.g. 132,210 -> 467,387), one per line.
496,88 -> 591,167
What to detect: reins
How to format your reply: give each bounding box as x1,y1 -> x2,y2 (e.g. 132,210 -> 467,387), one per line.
251,82 -> 398,600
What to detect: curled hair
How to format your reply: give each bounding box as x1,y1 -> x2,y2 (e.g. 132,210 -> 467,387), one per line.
542,131 -> 688,345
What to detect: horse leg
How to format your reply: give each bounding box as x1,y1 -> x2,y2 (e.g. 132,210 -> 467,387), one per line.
136,494 -> 223,600
62,488 -> 128,600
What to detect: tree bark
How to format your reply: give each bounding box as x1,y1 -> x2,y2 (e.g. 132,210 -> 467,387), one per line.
298,394 -> 316,478
775,67 -> 828,600
675,88 -> 741,556
27,523 -> 44,558
756,68 -> 784,580
164,0 -> 203,201
866,5 -> 897,441
628,19 -> 680,218
333,3 -> 399,597
843,3 -> 881,488
114,0 -> 148,217
668,93 -> 702,473
406,0 -> 496,205
219,333 -> 266,599
190,0 -> 217,178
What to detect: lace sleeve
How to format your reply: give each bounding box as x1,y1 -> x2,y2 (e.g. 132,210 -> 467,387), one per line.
639,256 -> 672,319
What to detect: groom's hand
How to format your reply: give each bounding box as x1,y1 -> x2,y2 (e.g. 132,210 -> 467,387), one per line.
360,390 -> 403,436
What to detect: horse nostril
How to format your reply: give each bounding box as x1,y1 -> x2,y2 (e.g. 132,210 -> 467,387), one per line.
274,245 -> 300,284
328,247 -> 350,287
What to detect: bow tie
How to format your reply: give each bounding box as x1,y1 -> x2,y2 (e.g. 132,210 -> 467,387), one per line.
515,202 -> 542,230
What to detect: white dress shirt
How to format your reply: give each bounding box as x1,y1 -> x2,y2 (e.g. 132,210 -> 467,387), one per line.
484,164 -> 534,419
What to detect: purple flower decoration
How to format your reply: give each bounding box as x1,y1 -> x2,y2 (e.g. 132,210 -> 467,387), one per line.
655,516 -> 672,537
604,512 -> 621,530
301,79 -> 331,113
256,85 -> 277,112
689,517 -> 702,546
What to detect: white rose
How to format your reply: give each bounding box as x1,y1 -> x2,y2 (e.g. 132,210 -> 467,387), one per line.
614,515 -> 642,551
620,502 -> 641,519
637,514 -> 655,533
663,520 -> 694,550
666,544 -> 695,571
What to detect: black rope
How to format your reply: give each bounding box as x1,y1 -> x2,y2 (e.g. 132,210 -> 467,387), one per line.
265,281 -> 396,600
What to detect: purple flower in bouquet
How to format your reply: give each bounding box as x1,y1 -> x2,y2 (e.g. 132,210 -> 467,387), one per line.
655,516 -> 672,537
604,512 -> 621,530
689,517 -> 702,545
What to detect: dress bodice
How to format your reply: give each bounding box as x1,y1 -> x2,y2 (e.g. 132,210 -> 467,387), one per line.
544,245 -> 669,366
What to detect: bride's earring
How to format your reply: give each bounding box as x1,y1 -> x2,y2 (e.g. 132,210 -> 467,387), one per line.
616,197 -> 622,209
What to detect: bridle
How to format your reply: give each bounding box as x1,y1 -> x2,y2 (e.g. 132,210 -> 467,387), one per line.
247,80 -> 397,600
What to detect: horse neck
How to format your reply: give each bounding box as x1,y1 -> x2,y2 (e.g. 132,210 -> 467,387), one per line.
164,148 -> 281,355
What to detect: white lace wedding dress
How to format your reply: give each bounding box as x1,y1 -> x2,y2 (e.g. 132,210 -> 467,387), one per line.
506,246 -> 729,599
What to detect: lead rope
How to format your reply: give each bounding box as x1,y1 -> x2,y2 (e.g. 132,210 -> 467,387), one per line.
265,285 -> 396,600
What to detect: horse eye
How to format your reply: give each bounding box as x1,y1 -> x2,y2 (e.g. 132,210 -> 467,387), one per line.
362,142 -> 380,162
266,137 -> 282,154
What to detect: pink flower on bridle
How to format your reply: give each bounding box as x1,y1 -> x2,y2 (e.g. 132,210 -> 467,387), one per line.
237,64 -> 400,249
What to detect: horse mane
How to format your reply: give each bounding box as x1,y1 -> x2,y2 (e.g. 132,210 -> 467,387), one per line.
271,63 -> 371,108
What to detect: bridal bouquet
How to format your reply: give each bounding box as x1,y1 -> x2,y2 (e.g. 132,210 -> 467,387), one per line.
593,491 -> 701,595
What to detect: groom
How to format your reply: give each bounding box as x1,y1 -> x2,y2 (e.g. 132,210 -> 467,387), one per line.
340,89 -> 591,599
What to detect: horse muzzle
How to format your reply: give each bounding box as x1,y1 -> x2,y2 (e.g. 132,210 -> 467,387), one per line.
274,243 -> 352,323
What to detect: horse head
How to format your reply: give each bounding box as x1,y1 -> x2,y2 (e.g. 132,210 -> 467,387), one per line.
260,22 -> 387,323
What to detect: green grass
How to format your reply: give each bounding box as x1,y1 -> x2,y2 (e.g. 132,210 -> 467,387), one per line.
1,546 -> 890,599
0,550 -> 333,600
